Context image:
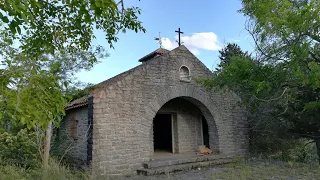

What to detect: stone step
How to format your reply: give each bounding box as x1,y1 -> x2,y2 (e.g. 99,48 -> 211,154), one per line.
143,154 -> 231,169
137,158 -> 235,176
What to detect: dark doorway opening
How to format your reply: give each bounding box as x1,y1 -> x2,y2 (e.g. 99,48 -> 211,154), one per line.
202,116 -> 210,148
153,114 -> 172,153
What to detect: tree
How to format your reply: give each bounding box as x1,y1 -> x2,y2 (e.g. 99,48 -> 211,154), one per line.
0,0 -> 145,57
0,15 -> 108,167
216,43 -> 250,72
203,0 -> 320,163
240,0 -> 320,163
0,40 -> 106,167
0,0 -> 145,168
200,0 -> 320,163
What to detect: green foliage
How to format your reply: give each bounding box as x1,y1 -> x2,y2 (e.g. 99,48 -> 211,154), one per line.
0,0 -> 145,58
216,43 -> 251,72
221,0 -> 320,162
200,56 -> 287,106
240,0 -> 320,89
66,82 -> 98,101
0,0 -> 144,169
0,27 -> 106,130
0,165 -> 35,180
0,159 -> 89,180
251,137 -> 318,163
0,129 -> 39,168
289,140 -> 318,163
199,40 -> 320,162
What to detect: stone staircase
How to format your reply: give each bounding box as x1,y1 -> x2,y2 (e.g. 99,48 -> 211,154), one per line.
137,154 -> 235,176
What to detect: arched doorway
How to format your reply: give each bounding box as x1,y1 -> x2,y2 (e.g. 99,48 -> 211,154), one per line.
152,97 -> 215,155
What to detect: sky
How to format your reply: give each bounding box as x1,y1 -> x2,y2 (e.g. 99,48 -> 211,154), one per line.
77,0 -> 255,84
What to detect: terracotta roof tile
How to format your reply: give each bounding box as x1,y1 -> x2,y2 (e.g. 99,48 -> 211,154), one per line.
65,96 -> 88,110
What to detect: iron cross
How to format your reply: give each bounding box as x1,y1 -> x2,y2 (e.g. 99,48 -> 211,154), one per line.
175,28 -> 184,46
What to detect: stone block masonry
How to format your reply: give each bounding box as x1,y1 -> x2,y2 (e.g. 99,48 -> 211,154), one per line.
91,45 -> 248,175
59,45 -> 248,176
53,106 -> 89,165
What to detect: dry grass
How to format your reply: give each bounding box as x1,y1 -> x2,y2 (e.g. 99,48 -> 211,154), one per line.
211,159 -> 320,180
0,160 -> 89,180
1,159 -> 320,180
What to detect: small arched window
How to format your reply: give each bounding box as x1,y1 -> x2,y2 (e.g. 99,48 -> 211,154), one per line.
179,66 -> 191,82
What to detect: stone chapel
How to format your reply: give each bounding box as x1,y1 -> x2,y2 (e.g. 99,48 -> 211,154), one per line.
56,45 -> 248,176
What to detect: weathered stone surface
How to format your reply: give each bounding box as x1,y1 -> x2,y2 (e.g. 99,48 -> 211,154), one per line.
91,46 -> 248,175
137,158 -> 236,176
58,45 -> 248,176
53,106 -> 89,165
143,154 -> 232,169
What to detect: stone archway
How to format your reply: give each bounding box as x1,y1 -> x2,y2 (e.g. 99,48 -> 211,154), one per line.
143,84 -> 223,157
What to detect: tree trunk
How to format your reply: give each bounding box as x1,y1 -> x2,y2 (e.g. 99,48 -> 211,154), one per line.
316,139 -> 320,165
43,121 -> 52,168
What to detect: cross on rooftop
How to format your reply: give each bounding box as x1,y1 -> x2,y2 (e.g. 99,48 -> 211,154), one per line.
175,28 -> 184,46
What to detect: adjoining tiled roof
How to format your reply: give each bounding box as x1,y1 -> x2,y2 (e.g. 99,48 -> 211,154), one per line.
138,48 -> 169,62
65,96 -> 88,110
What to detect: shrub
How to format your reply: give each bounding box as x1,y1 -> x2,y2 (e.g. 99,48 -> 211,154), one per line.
0,129 -> 39,168
0,165 -> 33,180
37,159 -> 89,180
288,139 -> 318,163
250,135 -> 318,163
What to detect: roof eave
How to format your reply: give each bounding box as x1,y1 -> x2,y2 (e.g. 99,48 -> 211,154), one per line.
138,52 -> 157,62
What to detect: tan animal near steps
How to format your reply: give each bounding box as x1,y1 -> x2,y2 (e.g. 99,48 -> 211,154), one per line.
198,145 -> 213,155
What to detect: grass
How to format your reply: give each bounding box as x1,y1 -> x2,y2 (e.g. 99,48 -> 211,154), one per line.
0,160 -> 89,180
1,159 -> 320,180
211,159 -> 320,180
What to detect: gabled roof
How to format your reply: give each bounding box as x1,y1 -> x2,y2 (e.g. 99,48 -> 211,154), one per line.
138,48 -> 169,62
64,45 -> 199,110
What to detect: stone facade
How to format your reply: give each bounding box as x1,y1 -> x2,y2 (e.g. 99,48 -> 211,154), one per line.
60,45 -> 248,176
91,46 -> 248,175
53,106 -> 89,164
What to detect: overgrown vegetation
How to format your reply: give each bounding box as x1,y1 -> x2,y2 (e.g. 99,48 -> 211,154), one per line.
0,0 -> 145,178
211,159 -> 320,180
0,129 -> 39,168
0,0 -> 319,179
0,160 -> 89,180
200,0 -> 320,165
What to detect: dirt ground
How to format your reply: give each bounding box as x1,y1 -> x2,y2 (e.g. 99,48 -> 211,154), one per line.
114,160 -> 320,180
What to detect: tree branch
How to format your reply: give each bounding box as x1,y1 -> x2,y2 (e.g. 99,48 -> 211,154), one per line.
253,87 -> 288,102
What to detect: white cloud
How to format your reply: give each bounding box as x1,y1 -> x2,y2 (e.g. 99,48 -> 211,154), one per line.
161,38 -> 176,50
161,32 -> 222,55
229,38 -> 241,43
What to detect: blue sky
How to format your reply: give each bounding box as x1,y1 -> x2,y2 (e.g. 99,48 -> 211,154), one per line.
77,0 -> 254,84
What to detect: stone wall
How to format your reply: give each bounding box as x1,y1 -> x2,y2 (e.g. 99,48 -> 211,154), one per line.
52,106 -> 89,164
91,45 -> 248,175
157,98 -> 203,153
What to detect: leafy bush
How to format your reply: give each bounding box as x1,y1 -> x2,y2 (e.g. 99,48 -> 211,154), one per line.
0,165 -> 33,180
288,140 -> 318,163
251,136 -> 318,163
0,129 -> 39,167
